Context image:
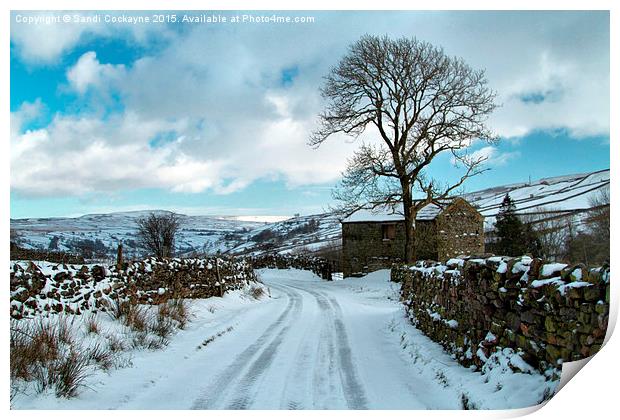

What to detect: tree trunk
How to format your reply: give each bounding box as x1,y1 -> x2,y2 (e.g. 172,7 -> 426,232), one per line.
401,181 -> 416,264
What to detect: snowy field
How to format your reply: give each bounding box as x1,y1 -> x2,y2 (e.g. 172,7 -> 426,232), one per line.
12,268 -> 556,409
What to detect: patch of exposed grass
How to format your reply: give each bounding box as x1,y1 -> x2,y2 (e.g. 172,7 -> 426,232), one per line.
86,343 -> 113,371
85,314 -> 100,335
12,294 -> 195,400
197,326 -> 234,350
460,392 -> 478,410
10,318 -> 91,398
150,310 -> 174,339
245,285 -> 265,300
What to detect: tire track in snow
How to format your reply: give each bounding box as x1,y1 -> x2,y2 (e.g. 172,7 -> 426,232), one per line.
326,295 -> 368,410
276,285 -> 328,410
312,317 -> 339,409
224,282 -> 305,409
285,282 -> 368,409
282,282 -> 338,408
191,284 -> 303,409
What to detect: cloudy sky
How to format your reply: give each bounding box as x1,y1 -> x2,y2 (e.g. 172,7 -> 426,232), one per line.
10,10 -> 610,218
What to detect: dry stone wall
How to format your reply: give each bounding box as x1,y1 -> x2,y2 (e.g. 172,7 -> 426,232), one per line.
10,243 -> 85,264
10,257 -> 257,319
249,254 -> 333,280
394,256 -> 610,374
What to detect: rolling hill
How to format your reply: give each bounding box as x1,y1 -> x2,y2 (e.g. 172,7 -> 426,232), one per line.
11,169 -> 609,260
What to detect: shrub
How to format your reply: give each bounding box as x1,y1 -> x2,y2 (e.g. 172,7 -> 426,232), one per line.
51,350 -> 91,398
85,314 -> 100,335
86,343 -> 113,371
105,297 -> 131,321
146,336 -> 169,350
124,305 -> 148,332
166,299 -> 189,329
10,319 -> 91,398
248,285 -> 265,300
150,310 -> 174,339
105,297 -> 148,332
107,334 -> 126,352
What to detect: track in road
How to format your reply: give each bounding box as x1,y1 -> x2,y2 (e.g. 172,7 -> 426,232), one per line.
59,269 -> 452,410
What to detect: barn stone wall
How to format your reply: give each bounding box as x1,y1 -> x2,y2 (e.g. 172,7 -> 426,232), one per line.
435,201 -> 484,261
393,256 -> 610,374
342,221 -> 406,277
342,199 -> 485,277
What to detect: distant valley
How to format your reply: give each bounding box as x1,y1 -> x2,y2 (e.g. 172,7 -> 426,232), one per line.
10,169 -> 609,261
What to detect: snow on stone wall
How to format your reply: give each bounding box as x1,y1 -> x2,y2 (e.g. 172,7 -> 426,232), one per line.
249,254 -> 333,280
10,257 -> 258,319
393,256 -> 610,375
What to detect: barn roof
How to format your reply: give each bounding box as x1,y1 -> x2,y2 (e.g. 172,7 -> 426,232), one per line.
342,198 -> 460,223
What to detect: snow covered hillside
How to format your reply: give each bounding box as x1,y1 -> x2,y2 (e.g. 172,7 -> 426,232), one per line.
11,210 -> 270,260
10,169 -> 608,259
463,169 -> 609,230
225,212 -> 342,256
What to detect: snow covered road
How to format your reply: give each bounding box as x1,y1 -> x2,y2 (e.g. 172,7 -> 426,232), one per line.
190,269 -> 431,410
14,268 -> 554,410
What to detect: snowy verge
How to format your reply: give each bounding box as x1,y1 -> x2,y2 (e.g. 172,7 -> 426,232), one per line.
11,281 -> 270,408
338,269 -> 559,409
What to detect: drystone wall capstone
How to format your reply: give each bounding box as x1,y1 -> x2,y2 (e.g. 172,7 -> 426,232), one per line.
393,256 -> 610,374
10,257 -> 257,319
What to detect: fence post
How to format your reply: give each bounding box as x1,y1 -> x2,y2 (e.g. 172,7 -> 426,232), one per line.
215,258 -> 223,297
116,244 -> 123,270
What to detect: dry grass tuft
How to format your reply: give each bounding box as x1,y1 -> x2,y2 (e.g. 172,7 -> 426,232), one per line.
85,314 -> 100,335
249,285 -> 265,299
10,319 -> 91,398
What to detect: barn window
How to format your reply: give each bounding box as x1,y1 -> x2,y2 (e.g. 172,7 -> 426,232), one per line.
382,224 -> 396,240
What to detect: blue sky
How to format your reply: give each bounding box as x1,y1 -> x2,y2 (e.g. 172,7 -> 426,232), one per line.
10,10 -> 610,218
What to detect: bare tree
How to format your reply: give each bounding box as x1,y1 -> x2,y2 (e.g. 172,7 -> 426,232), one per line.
562,187 -> 610,265
587,186 -> 610,242
136,212 -> 182,258
310,35 -> 498,262
582,186 -> 610,264
520,208 -> 573,261
10,229 -> 23,246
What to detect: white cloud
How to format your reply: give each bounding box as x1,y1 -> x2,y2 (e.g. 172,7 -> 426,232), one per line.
10,11 -> 176,64
10,102 -> 356,197
469,146 -> 520,167
11,112 -> 194,196
10,11 -> 609,198
11,16 -> 99,64
10,98 -> 44,139
66,52 -> 125,93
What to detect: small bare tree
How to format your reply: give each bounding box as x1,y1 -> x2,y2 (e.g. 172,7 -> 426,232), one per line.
310,35 -> 498,262
10,229 -> 23,246
587,186 -> 610,242
520,209 -> 573,261
136,212 -> 182,258
585,186 -> 610,263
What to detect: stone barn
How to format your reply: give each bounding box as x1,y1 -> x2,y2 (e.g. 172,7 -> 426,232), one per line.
341,198 -> 484,277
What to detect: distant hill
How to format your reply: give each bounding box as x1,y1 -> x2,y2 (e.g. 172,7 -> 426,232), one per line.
10,210 -> 269,261
462,169 -> 609,231
11,169 -> 608,260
